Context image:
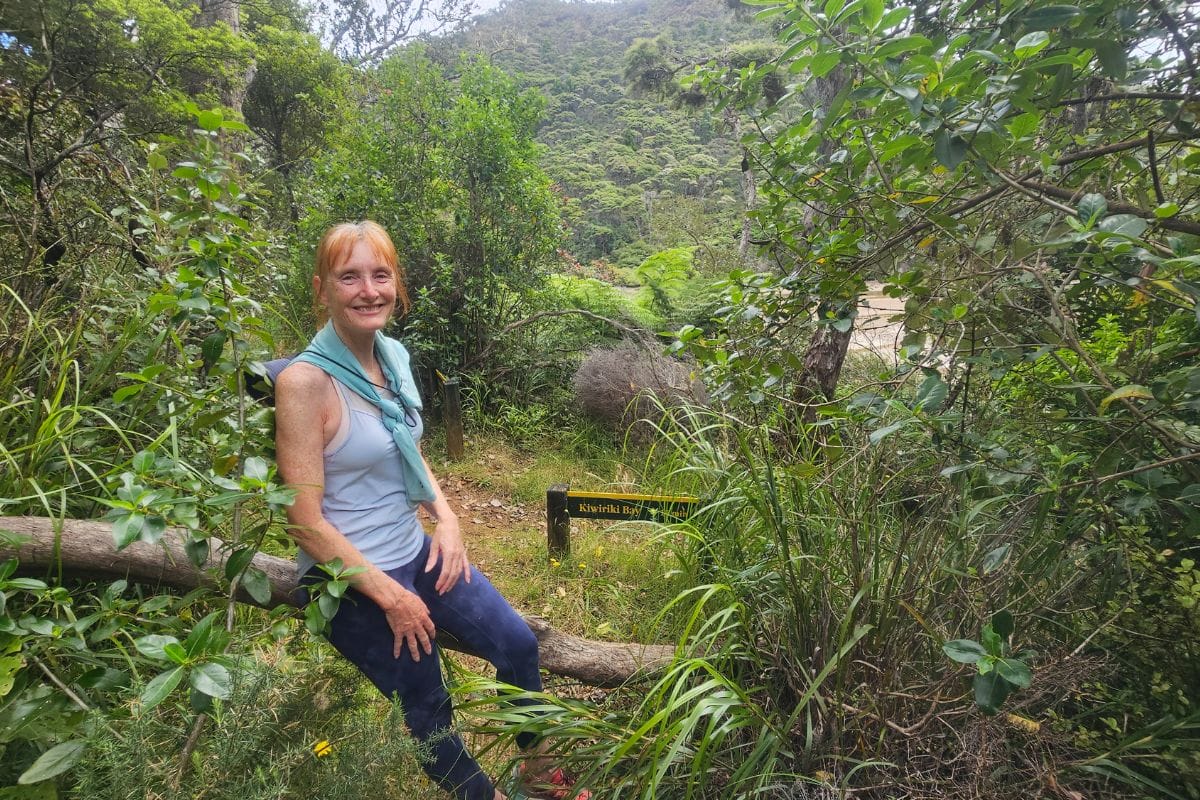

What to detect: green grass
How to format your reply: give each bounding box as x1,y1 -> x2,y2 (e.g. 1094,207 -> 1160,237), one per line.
424,429 -> 686,643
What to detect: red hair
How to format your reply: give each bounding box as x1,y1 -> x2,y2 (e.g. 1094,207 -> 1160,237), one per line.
313,221 -> 411,322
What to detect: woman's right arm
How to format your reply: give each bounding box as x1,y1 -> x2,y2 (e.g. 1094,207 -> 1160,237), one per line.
274,363 -> 436,660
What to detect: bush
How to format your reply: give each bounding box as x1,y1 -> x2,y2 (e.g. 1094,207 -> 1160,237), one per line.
571,341 -> 707,442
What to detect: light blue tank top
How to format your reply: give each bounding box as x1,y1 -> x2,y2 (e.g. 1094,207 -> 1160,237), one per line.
296,378 -> 426,576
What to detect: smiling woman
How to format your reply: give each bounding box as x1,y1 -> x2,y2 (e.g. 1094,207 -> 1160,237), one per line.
273,221 -> 590,800
311,220 -> 409,329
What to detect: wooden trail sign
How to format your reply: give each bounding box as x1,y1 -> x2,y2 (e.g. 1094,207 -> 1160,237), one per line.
546,484 -> 697,557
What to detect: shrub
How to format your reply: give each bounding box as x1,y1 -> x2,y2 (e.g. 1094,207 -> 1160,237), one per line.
571,341 -> 707,442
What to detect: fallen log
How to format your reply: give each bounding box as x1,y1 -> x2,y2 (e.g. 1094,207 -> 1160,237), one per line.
0,516 -> 674,688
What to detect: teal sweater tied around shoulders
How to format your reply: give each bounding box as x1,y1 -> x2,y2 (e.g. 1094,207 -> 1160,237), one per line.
292,321 -> 435,506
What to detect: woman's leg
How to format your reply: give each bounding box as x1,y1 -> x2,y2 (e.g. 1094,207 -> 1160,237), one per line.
415,550 -> 543,748
415,543 -> 591,800
317,569 -> 497,800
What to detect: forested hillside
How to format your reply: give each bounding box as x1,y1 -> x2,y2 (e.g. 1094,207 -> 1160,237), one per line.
2,0 -> 1199,798
439,0 -> 768,271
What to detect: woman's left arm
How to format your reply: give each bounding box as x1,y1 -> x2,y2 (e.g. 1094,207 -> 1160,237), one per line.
419,453 -> 471,594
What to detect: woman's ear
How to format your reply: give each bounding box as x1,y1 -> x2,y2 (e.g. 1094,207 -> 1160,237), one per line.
312,274 -> 325,306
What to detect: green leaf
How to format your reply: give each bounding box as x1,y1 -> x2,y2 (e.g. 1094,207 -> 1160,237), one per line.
982,544 -> 1011,574
1154,202 -> 1180,218
134,634 -> 182,661
878,6 -> 911,29
868,420 -> 907,444
1005,112 -> 1040,140
863,0 -> 883,29
933,131 -> 967,169
823,0 -> 846,18
1097,214 -> 1148,239
17,740 -> 87,784
1014,31 -> 1050,59
0,655 -> 23,697
240,566 -> 272,605
1099,384 -> 1152,414
132,450 -> 156,473
318,591 -> 340,620
992,610 -> 1014,640
185,610 -> 224,657
995,658 -> 1032,688
140,666 -> 184,710
185,536 -> 209,568
875,35 -> 930,59
196,110 -> 223,131
1077,193 -> 1107,224
1022,5 -> 1081,30
809,51 -> 841,78
943,639 -> 986,663
162,642 -> 188,665
189,662 -> 232,700
147,151 -> 169,171
973,670 -> 1013,714
981,624 -> 1003,657
914,373 -> 948,412
243,456 -> 269,483
111,512 -> 145,550
200,331 -> 226,372
305,601 -> 327,635
224,546 -> 256,582
1095,42 -> 1127,80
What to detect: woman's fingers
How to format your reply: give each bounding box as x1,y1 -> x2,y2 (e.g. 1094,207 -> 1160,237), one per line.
386,592 -> 435,660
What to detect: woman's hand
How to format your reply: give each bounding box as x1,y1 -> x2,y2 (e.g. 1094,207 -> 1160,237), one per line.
426,514 -> 471,595
380,584 -> 437,661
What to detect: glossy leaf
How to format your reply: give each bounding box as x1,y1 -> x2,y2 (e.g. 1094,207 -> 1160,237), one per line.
240,566 -> 272,605
190,662 -> 232,700
140,666 -> 185,710
1014,31 -> 1050,59
973,670 -> 1013,714
943,639 -> 986,663
995,658 -> 1032,688
933,131 -> 967,169
1099,384 -> 1152,414
18,740 -> 87,784
991,610 -> 1015,640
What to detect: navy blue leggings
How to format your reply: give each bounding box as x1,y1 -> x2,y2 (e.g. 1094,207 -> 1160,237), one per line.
308,536 -> 542,800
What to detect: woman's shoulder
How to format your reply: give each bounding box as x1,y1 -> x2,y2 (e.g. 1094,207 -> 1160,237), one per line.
276,360 -> 335,399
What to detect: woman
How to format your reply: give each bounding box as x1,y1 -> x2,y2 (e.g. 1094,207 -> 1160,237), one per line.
275,221 -> 587,800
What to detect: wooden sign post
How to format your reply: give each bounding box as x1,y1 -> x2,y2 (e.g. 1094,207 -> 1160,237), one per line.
442,376 -> 464,460
546,485 -> 697,558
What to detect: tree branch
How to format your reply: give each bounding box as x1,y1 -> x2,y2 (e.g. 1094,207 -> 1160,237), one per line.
0,517 -> 674,688
1054,91 -> 1197,106
1018,179 -> 1200,237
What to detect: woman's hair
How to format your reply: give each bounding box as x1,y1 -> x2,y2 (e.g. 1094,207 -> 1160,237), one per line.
313,221 -> 411,322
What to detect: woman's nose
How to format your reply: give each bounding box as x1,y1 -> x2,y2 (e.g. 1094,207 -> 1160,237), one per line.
358,276 -> 380,297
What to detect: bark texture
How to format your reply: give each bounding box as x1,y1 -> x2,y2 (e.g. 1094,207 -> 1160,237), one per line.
0,516 -> 674,688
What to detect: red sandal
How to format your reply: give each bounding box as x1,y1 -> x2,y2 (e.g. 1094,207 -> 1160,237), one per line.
517,763 -> 592,800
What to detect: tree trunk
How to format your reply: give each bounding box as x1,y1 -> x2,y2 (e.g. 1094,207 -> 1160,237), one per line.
196,0 -> 254,112
199,0 -> 240,34
791,60 -> 853,420
0,516 -> 674,688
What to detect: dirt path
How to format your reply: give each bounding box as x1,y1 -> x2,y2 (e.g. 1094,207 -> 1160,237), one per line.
850,281 -> 905,356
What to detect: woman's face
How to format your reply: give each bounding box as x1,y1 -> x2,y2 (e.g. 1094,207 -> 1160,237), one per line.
315,239 -> 397,339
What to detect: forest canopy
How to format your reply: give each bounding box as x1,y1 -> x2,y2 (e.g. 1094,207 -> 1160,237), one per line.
1,0 -> 1198,797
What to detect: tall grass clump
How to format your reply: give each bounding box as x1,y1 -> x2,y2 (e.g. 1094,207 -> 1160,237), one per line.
457,401 -> 1191,798
0,281 -> 151,518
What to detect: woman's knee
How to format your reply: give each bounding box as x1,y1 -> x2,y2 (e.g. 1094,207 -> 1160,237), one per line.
496,622 -> 541,686
404,689 -> 454,740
